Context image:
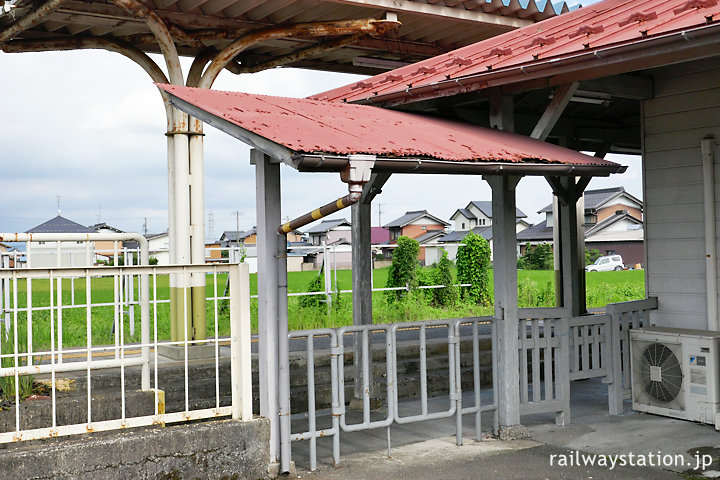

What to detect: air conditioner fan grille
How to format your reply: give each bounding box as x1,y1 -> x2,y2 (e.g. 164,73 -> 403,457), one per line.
640,342 -> 683,403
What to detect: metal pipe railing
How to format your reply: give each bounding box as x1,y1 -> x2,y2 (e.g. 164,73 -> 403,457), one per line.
289,316 -> 498,470
0,262 -> 251,444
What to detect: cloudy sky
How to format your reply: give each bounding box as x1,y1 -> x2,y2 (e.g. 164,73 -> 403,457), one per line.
1,20 -> 640,240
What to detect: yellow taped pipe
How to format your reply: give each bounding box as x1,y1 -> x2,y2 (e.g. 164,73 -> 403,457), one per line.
278,193 -> 359,234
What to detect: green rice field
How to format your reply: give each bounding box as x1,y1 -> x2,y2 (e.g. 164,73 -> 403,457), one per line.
0,268 -> 645,351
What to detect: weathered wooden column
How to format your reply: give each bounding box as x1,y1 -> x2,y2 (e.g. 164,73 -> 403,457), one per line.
352,201 -> 373,326
351,201 -> 372,402
350,172 -> 390,404
548,176 -> 588,316
485,174 -> 527,438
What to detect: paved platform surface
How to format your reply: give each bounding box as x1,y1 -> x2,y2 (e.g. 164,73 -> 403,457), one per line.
300,436 -> 689,480
292,378 -> 720,479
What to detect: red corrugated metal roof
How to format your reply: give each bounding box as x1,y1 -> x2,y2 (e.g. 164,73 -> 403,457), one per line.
312,0 -> 720,105
158,84 -> 623,171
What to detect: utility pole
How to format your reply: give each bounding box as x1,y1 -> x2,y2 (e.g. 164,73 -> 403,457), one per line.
377,203 -> 384,227
143,217 -> 148,235
207,210 -> 215,242
56,195 -> 62,216
234,211 -> 242,248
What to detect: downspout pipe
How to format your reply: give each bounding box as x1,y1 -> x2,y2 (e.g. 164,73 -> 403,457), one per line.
702,136 -> 718,331
277,155 -> 376,234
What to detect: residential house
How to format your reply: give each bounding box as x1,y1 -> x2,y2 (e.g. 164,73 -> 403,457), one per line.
89,222 -> 139,259
518,187 -> 645,265
145,232 -> 169,265
25,215 -> 96,267
383,210 -> 449,242
415,229 -> 449,265
371,226 -> 389,245
450,201 -> 529,233
219,227 -> 257,246
585,211 -> 644,267
313,239 -> 353,270
428,203 -> 528,263
0,242 -> 19,267
304,218 -> 351,246
383,210 -> 449,265
433,226 -> 496,263
537,186 -> 642,226
2,244 -> 25,268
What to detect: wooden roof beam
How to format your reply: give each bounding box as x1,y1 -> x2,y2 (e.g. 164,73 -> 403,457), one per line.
530,82 -> 579,141
0,0 -> 69,43
324,0 -> 532,28
239,32 -> 368,73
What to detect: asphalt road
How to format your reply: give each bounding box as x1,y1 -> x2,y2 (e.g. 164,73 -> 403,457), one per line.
251,319 -> 494,354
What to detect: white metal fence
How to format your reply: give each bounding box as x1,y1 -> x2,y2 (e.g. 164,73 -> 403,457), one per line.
288,299 -> 659,469
0,263 -> 252,443
288,317 -> 498,471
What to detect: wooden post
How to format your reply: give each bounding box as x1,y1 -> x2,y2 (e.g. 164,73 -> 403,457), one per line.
350,173 -> 390,404
607,305 -> 624,415
352,201 -> 373,401
548,176 -> 588,316
489,91 -> 514,132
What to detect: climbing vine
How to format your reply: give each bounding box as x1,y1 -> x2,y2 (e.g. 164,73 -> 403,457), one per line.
430,249 -> 457,307
456,232 -> 492,305
386,236 -> 420,301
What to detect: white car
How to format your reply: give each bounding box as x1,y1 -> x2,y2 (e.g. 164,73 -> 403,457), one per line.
586,255 -> 625,272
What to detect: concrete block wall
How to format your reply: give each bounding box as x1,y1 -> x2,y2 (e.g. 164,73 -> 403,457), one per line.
1,418 -> 269,480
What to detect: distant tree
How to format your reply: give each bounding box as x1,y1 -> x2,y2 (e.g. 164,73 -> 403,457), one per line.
518,243 -> 554,270
585,247 -> 601,266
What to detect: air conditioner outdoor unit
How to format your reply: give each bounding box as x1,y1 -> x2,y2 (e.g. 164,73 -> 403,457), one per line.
630,327 -> 720,425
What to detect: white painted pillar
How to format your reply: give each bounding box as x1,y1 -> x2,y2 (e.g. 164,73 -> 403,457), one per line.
189,117 -> 207,340
253,149 -> 281,464
486,175 -> 522,430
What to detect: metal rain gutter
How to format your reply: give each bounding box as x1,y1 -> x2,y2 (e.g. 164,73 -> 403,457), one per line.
294,154 -> 627,177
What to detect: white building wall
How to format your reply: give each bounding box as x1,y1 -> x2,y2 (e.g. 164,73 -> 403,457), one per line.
27,242 -> 93,268
605,196 -> 643,210
643,58 -> 720,329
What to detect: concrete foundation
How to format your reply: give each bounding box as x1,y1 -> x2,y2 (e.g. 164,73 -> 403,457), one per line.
497,424 -> 531,440
158,344 -> 218,361
1,418 -> 270,480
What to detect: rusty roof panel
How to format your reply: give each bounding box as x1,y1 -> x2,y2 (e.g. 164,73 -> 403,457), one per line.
158,84 -> 622,170
312,0 -> 720,104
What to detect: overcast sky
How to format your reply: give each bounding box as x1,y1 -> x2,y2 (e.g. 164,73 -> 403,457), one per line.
1,26 -> 640,240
